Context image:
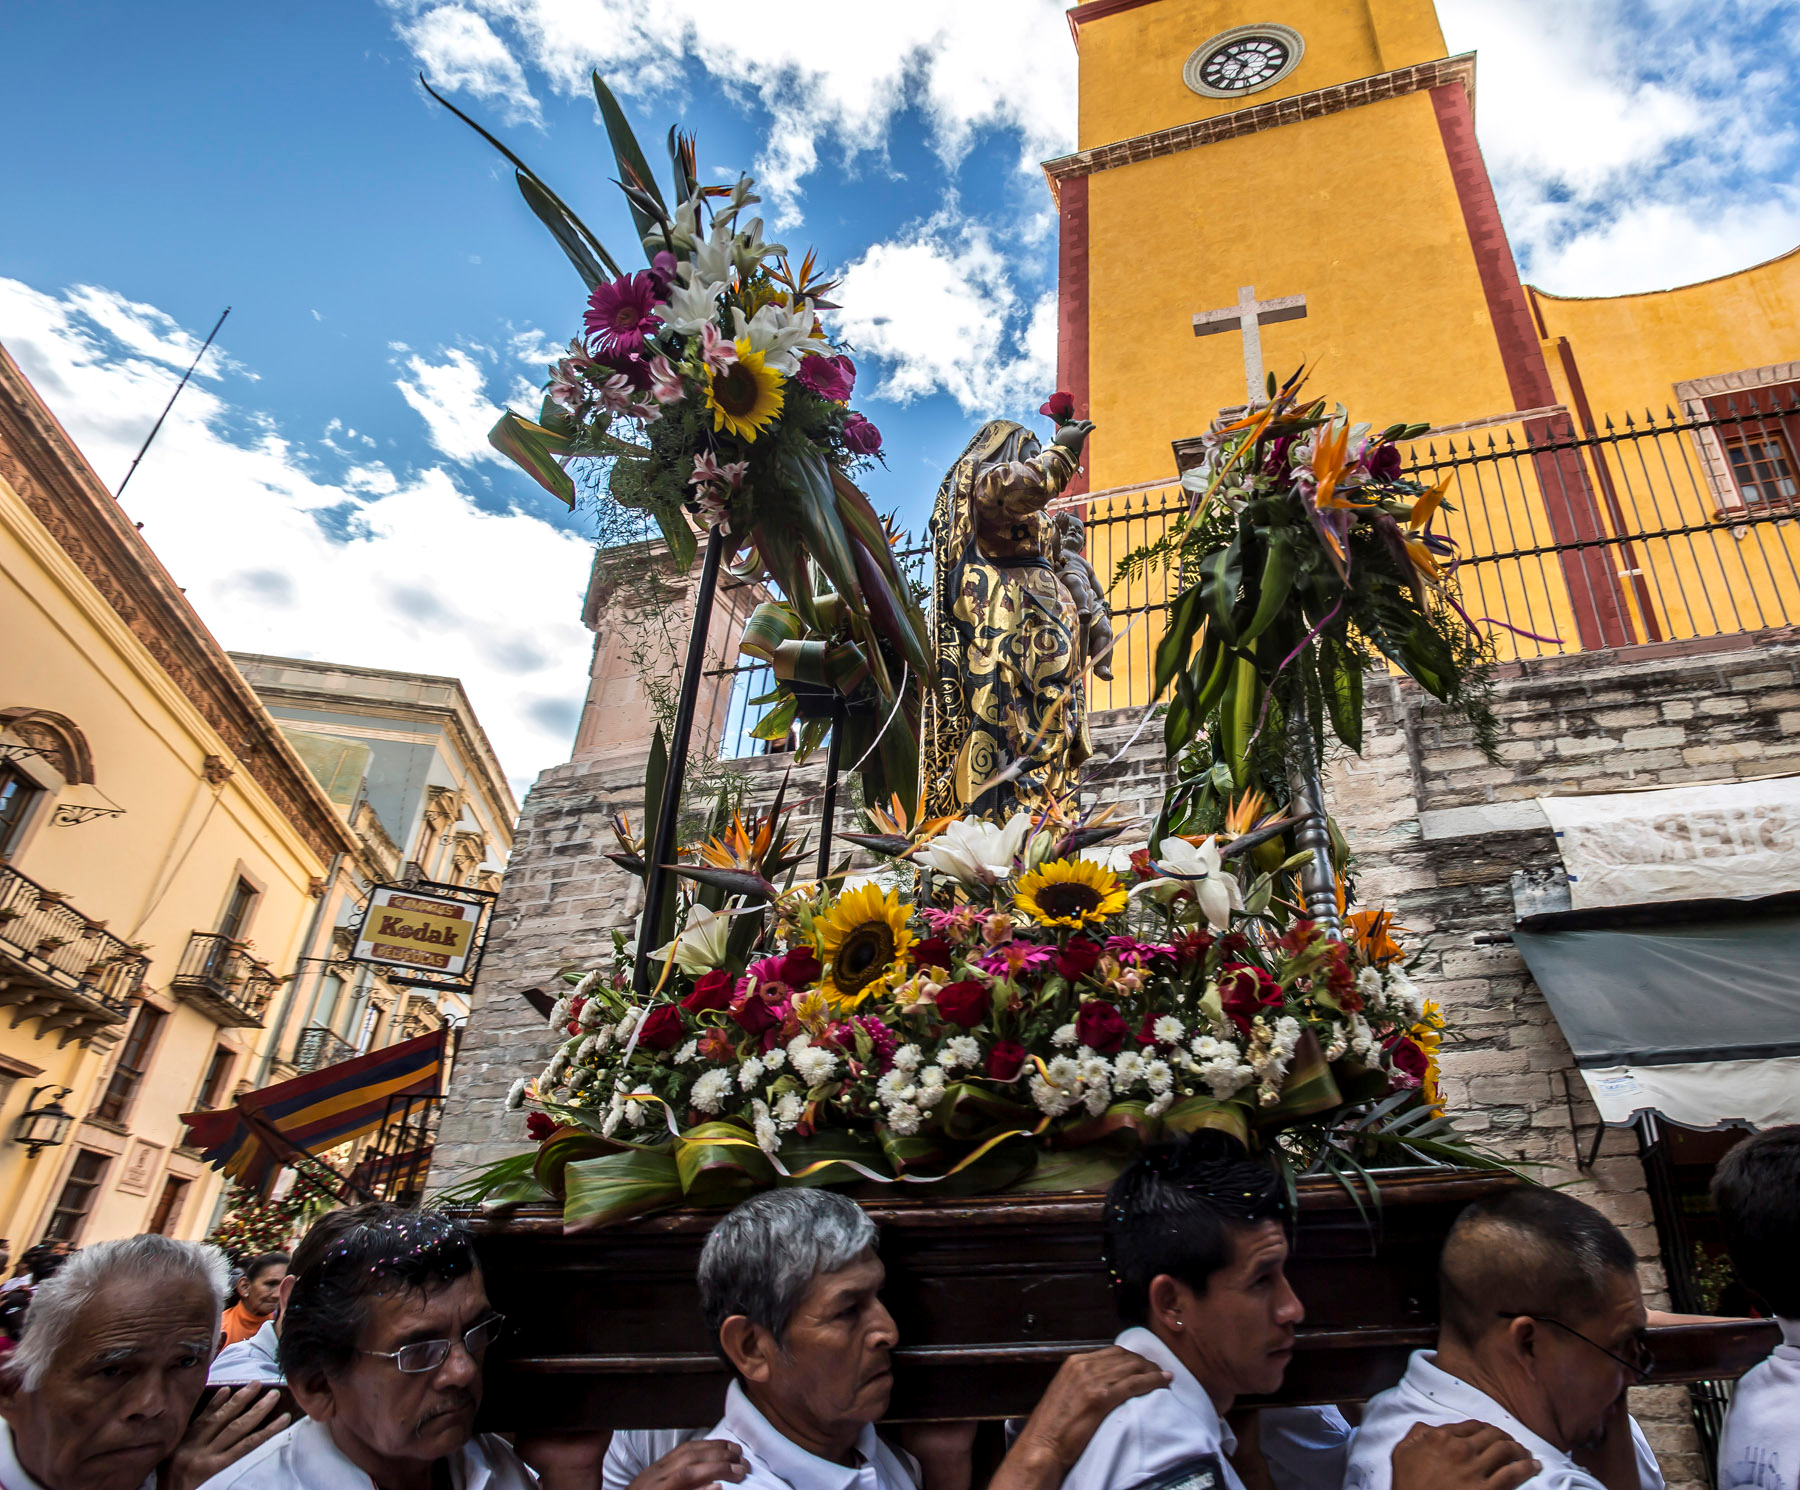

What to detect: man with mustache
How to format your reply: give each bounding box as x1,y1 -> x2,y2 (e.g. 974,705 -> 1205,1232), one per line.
199,1203 -> 533,1490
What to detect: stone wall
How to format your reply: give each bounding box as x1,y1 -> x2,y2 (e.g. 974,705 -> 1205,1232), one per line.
434,629 -> 1800,1487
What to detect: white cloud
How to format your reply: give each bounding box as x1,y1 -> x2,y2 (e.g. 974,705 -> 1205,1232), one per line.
384,0 -> 1077,227
394,346 -> 507,465
402,4 -> 542,125
1526,196 -> 1800,299
0,276 -> 593,800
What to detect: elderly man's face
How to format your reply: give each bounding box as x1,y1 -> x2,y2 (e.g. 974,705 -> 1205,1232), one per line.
0,1273 -> 215,1490
1535,1268 -> 1649,1451
297,1271 -> 491,1474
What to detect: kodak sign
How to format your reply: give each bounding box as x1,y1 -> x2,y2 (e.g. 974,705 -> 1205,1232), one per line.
352,886 -> 483,978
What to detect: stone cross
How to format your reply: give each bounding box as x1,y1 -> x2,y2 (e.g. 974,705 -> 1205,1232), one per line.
1193,285 -> 1308,405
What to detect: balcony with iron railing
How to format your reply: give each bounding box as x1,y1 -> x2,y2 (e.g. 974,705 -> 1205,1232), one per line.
169,932 -> 277,1027
292,1024 -> 359,1073
0,862 -> 143,1045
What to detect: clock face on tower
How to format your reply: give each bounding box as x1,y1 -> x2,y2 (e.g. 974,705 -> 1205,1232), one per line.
1183,23 -> 1306,100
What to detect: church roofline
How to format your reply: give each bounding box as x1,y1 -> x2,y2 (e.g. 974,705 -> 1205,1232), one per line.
1525,238 -> 1800,305
1041,52 -> 1475,201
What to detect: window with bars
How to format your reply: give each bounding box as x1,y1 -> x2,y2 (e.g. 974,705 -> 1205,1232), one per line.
95,1002 -> 167,1123
1724,432 -> 1800,507
198,1046 -> 235,1109
43,1150 -> 109,1241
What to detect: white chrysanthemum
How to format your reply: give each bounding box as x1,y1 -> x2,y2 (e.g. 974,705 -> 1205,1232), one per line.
884,1101 -> 923,1137
690,1068 -> 733,1114
1079,1055 -> 1112,1087
892,1044 -> 922,1074
624,1085 -> 653,1127
1029,1074 -> 1079,1117
505,1078 -> 528,1111
919,1064 -> 947,1090
575,1035 -> 599,1062
751,1099 -> 780,1156
738,1057 -> 766,1091
1152,1015 -> 1185,1044
1146,1092 -> 1174,1118
616,1007 -> 640,1039
674,1039 -> 699,1065
762,1048 -> 786,1072
1385,968 -> 1425,1022
939,1036 -> 980,1073
1052,1023 -> 1078,1048
1144,1059 -> 1174,1094
793,1046 -> 839,1086
1113,1052 -> 1147,1088
787,1032 -> 813,1057
579,997 -> 608,1029
543,1051 -> 570,1085
1350,1013 -> 1379,1061
547,996 -> 571,1031
774,1092 -> 804,1127
1046,1055 -> 1080,1086
915,1079 -> 947,1109
877,1070 -> 915,1100
1356,967 -> 1383,1004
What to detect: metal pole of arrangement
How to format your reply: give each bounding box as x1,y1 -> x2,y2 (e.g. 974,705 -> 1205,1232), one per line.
814,721 -> 844,882
1287,708 -> 1341,934
635,525 -> 726,997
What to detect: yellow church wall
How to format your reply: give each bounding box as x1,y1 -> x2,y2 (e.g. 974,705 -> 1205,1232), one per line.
1075,0 -> 1448,152
0,472 -> 329,1248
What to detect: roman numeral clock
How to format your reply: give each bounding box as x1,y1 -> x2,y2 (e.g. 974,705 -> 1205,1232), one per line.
1183,22 -> 1306,99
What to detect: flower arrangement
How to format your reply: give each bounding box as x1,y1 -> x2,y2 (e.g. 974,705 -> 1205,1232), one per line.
457,793 -> 1484,1230
429,75 -> 929,805
1116,373 -> 1500,838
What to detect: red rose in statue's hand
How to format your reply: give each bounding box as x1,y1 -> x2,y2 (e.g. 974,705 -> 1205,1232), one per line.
683,968 -> 735,1013
638,1004 -> 685,1051
936,980 -> 991,1029
1076,1000 -> 1128,1054
778,947 -> 823,987
524,1112 -> 555,1142
1389,1036 -> 1428,1086
987,1040 -> 1027,1083
911,937 -> 954,971
1056,937 -> 1102,981
1039,391 -> 1075,422
732,991 -> 780,1036
1218,963 -> 1283,1035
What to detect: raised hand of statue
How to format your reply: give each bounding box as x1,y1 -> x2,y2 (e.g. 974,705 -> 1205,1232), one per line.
1053,418 -> 1096,457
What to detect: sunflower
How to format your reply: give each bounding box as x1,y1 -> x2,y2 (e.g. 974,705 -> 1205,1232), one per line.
1411,1000 -> 1446,1114
815,884 -> 915,1009
705,339 -> 785,441
1015,858 -> 1129,930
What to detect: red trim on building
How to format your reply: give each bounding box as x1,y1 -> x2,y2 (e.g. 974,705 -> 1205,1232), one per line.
1057,173 -> 1091,499
1065,0 -> 1161,47
1430,82 -> 1635,650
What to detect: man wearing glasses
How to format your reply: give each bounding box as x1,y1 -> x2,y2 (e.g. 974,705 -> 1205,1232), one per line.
1345,1188 -> 1662,1490
199,1203 -> 529,1490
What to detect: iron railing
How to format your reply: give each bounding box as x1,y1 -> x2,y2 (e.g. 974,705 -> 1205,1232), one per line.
698,398 -> 1800,759
293,1024 -> 359,1073
169,931 -> 277,1027
355,1092 -> 444,1205
0,861 -> 144,1015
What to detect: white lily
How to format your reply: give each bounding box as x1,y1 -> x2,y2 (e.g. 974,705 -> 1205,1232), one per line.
685,227 -> 735,292
668,193 -> 704,252
651,902 -> 736,974
730,301 -> 814,376
919,812 -> 1033,888
729,216 -> 786,274
664,274 -> 727,336
1133,836 -> 1243,929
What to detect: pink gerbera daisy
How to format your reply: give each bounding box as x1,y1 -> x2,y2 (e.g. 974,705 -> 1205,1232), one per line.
584,271 -> 662,358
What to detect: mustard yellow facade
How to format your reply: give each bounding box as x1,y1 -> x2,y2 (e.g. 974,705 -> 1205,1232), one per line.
0,343 -> 359,1249
1056,0 -> 1800,683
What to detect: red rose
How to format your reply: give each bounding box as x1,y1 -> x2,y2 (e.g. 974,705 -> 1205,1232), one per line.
1076,1000 -> 1128,1054
1389,1036 -> 1428,1086
683,968 -> 735,1013
777,948 -> 822,987
1218,963 -> 1283,1035
524,1112 -> 555,1142
987,1040 -> 1027,1083
1056,938 -> 1102,981
911,937 -> 954,971
1039,390 -> 1075,422
638,1004 -> 685,1051
732,991 -> 781,1036
1174,929 -> 1214,965
841,413 -> 882,455
936,980 -> 990,1029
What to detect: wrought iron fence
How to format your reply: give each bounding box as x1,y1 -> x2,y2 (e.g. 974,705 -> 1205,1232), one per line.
293,1024 -> 359,1073
356,1092 -> 444,1205
698,397 -> 1800,760
0,861 -> 145,1013
169,931 -> 277,1026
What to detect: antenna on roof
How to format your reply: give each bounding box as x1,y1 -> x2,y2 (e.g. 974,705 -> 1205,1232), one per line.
115,305 -> 231,500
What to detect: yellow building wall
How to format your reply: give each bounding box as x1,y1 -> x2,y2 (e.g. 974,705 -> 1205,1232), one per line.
0,473 -> 328,1247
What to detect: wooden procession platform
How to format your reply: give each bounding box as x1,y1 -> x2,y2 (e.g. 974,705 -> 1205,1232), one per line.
462,1169 -> 1778,1431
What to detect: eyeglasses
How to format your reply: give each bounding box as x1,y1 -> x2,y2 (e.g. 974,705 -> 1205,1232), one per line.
1497,1312 -> 1655,1381
360,1313 -> 506,1374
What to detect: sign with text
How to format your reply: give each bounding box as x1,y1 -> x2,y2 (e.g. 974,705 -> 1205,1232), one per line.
352,885 -> 486,980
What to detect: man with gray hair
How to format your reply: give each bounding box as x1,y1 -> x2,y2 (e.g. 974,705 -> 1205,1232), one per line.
0,1233 -> 288,1490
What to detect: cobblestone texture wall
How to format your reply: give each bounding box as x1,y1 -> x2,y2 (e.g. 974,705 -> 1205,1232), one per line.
436,630 -> 1800,1486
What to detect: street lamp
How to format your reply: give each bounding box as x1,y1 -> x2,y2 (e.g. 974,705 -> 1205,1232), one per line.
14,1086 -> 73,1155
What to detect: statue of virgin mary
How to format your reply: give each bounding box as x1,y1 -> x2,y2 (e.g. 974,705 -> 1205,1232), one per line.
922,416 -> 1109,822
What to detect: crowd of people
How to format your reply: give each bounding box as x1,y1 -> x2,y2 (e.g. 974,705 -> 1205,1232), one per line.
0,1125 -> 1791,1490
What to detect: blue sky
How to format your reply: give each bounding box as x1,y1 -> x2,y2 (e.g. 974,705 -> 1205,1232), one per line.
2,0 -> 1796,793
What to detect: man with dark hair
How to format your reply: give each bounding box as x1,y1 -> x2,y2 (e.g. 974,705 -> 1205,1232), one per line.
199,1203 -> 533,1490
218,1253 -> 288,1352
1346,1187 -> 1661,1490
1710,1125 -> 1800,1490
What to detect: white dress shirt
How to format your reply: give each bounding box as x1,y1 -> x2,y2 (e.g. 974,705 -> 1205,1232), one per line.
1345,1351 -> 1662,1490
1059,1327 -> 1244,1490
705,1380 -> 917,1490
197,1416 -> 539,1490
0,1418 -> 153,1490
208,1318 -> 283,1384
604,1428 -> 706,1490
1718,1317 -> 1800,1490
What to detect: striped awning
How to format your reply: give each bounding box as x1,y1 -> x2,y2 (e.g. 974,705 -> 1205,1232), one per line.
180,1029 -> 447,1197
